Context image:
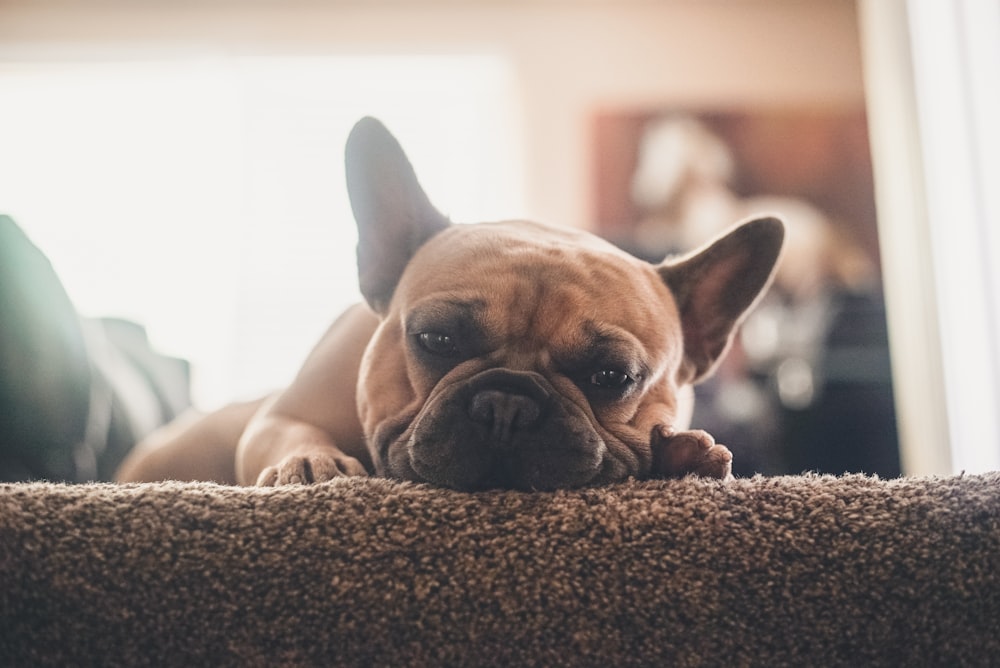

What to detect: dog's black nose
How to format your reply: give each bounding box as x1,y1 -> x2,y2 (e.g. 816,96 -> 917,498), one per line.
468,390 -> 544,445
465,369 -> 551,446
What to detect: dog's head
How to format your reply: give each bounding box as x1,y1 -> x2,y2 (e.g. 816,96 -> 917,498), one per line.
346,117 -> 783,490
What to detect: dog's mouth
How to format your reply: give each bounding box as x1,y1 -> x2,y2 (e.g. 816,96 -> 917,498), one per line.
377,369 -> 611,491
406,435 -> 607,492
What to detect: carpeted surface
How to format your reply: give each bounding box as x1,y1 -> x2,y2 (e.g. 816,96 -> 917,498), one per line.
2,473 -> 999,667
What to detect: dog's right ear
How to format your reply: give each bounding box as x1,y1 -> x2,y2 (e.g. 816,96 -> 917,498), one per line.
345,117 -> 450,314
658,216 -> 784,384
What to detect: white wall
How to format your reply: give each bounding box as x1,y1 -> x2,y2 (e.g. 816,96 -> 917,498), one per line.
0,1 -> 865,229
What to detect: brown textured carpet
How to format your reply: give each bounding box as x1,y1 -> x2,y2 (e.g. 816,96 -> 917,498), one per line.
2,473 -> 999,667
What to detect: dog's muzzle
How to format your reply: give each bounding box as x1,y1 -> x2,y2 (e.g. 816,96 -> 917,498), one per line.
402,368 -> 606,491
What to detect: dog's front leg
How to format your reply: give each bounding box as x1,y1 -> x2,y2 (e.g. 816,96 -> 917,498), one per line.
649,426 -> 734,481
234,303 -> 377,486
236,401 -> 369,485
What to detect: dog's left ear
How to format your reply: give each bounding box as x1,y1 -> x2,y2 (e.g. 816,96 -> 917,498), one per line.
345,117 -> 451,314
658,216 -> 784,384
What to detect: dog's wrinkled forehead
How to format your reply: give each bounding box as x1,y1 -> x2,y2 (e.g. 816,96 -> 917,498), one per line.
393,220 -> 681,352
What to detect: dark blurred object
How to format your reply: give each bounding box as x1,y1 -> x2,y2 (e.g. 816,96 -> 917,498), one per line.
776,290 -> 900,477
694,286 -> 900,478
0,215 -> 190,482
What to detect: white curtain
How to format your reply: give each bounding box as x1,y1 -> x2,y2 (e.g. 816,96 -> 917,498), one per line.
861,0 -> 1000,473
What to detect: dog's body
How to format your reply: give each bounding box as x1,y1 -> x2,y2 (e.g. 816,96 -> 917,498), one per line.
116,117 -> 783,490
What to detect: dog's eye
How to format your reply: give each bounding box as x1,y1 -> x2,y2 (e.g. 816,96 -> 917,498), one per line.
417,332 -> 457,356
590,369 -> 633,389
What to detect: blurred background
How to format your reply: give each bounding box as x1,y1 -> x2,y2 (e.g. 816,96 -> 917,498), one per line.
0,0 -> 997,480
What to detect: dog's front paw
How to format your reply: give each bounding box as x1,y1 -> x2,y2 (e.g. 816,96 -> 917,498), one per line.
650,427 -> 733,480
256,451 -> 368,486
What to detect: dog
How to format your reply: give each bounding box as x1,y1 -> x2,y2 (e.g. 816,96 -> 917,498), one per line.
115,117 -> 784,490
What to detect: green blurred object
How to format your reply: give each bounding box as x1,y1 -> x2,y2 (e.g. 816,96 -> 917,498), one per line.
0,215 -> 190,482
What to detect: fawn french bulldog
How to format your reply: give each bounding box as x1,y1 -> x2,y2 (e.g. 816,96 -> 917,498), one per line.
116,117 -> 783,490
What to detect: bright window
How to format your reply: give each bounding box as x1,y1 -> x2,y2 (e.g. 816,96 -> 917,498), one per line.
0,55 -> 523,407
